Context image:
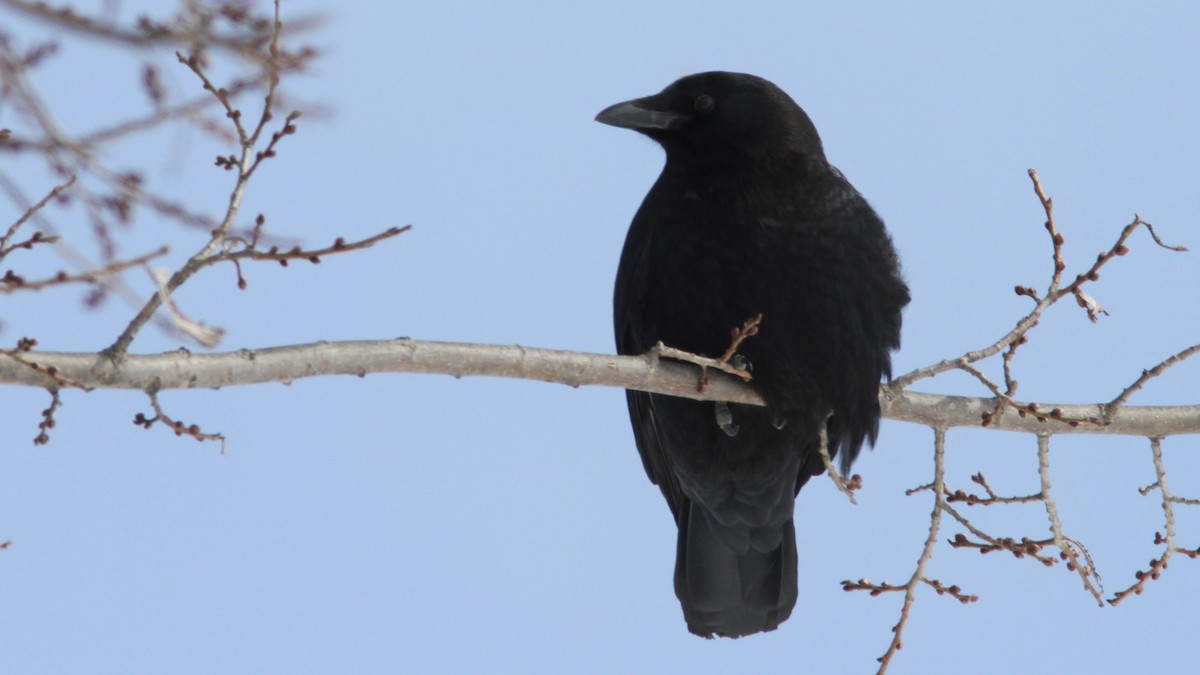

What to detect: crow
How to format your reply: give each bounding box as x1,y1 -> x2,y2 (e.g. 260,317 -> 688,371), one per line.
597,72 -> 909,638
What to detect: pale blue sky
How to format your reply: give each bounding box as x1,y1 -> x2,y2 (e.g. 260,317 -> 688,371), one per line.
2,2 -> 1198,673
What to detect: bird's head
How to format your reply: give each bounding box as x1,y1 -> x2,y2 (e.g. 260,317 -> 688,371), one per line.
595,71 -> 826,166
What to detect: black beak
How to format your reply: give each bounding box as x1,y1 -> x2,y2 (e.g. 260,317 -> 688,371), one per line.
595,96 -> 686,131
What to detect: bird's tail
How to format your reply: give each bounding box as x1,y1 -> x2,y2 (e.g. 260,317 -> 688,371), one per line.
674,500 -> 798,638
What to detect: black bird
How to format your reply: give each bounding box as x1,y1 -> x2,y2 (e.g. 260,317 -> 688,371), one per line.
597,72 -> 909,638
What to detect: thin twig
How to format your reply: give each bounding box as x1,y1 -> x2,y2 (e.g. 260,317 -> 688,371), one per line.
1038,434 -> 1104,604
652,341 -> 754,385
32,387 -> 62,445
941,502 -> 1059,567
0,175 -> 74,262
957,360 -> 1099,428
876,427 -> 948,674
1103,343 -> 1200,423
945,472 -> 1043,506
0,0 -> 318,62
1053,214 -> 1187,303
135,387 -> 226,450
1,338 -> 94,393
947,532 -> 1057,561
1109,437 -> 1195,604
716,313 -> 762,365
841,577 -> 977,605
818,416 -> 860,504
1,246 -> 168,293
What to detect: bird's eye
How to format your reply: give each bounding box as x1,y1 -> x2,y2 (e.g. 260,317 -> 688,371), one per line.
694,94 -> 715,113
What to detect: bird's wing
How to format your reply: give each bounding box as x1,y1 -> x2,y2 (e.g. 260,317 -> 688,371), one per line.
623,389 -> 686,521
614,208 -> 689,521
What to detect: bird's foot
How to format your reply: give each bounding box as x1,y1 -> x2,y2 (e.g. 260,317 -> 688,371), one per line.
714,401 -> 740,436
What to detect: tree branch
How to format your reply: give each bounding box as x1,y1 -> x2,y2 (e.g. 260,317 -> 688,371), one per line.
876,427 -> 948,673
3,339 -> 1199,435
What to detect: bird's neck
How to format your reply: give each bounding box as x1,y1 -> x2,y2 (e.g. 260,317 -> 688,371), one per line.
661,152 -> 827,203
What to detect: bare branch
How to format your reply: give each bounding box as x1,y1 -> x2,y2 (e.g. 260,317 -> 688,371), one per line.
1,0 -> 318,350
133,388 -> 226,450
892,172 -> 1188,394
956,360 -> 1099,429
947,532 -> 1057,564
229,225 -> 410,268
1038,434 -> 1104,604
1054,214 -> 1188,304
32,387 -> 62,445
1103,342 -> 1200,423
0,0 -> 320,62
1,246 -> 168,293
103,12 -> 314,356
1,341 -> 1198,436
945,472 -> 1043,506
716,312 -> 762,366
1,337 -> 94,393
1027,168 -> 1068,297
147,266 -> 224,347
940,501 -> 1059,567
875,427 -> 948,674
0,174 -> 72,263
818,417 -> 861,503
104,224 -> 406,355
881,386 -> 1200,437
842,577 -> 977,605
1110,438 -> 1197,604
